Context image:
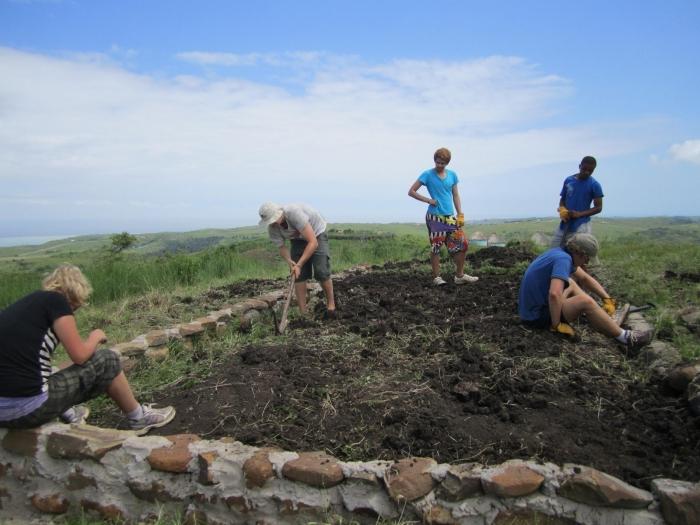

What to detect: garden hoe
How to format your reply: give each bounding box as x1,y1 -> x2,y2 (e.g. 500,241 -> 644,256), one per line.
277,273 -> 296,335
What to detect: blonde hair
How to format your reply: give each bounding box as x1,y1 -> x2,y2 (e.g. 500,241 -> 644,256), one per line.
42,264 -> 92,308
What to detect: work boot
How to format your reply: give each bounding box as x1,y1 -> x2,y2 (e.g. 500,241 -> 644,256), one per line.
323,308 -> 338,320
433,276 -> 447,286
129,404 -> 176,435
454,274 -> 479,285
626,329 -> 654,352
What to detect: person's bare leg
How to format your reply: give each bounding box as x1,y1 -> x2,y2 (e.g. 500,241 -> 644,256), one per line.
295,281 -> 308,314
321,278 -> 336,311
561,281 -> 623,338
430,253 -> 441,278
106,372 -> 139,413
452,249 -> 466,277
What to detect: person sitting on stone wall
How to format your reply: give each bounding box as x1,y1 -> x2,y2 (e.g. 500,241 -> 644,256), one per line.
0,265 -> 175,434
519,233 -> 653,350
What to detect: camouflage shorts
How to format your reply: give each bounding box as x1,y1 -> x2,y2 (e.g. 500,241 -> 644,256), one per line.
0,348 -> 121,429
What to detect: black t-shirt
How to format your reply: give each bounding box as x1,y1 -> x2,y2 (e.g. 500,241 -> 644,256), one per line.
0,291 -> 73,397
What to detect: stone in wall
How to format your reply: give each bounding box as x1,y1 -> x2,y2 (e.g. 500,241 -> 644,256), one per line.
638,340 -> 683,376
558,464 -> 654,509
111,339 -> 148,357
2,427 -> 42,456
652,478 -> 700,525
46,424 -> 134,460
438,462 -> 483,501
179,321 -> 205,337
243,448 -> 276,488
127,479 -> 183,503
30,493 -> 70,514
66,466 -> 98,490
145,329 -> 169,347
481,460 -> 545,498
198,450 -> 218,485
281,451 -> 344,488
424,505 -> 459,525
194,316 -> 217,331
383,457 -> 436,502
81,499 -> 126,521
239,309 -> 261,332
666,363 -> 700,393
147,434 -> 200,473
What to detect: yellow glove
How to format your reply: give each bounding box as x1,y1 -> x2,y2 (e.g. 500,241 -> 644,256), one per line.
550,322 -> 575,337
456,213 -> 465,227
602,297 -> 616,317
558,206 -> 570,222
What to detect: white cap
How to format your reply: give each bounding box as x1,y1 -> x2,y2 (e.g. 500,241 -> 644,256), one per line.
258,202 -> 283,226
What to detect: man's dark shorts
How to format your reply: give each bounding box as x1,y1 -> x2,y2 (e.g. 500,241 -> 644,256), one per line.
290,232 -> 331,282
0,348 -> 121,429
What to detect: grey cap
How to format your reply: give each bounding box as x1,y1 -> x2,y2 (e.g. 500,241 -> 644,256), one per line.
566,233 -> 600,265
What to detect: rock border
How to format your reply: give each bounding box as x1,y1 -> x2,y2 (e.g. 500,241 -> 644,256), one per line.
3,423 -> 699,524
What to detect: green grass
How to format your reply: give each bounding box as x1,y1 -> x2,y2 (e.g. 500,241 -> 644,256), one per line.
600,237 -> 700,358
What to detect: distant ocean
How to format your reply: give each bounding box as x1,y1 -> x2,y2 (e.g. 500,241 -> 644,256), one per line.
0,235 -> 76,248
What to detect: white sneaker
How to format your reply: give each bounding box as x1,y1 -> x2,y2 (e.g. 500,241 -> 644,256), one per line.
60,405 -> 90,424
454,274 -> 479,285
433,276 -> 447,286
129,404 -> 176,435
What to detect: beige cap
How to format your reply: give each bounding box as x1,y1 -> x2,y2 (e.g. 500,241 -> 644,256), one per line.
258,202 -> 283,226
566,233 -> 600,264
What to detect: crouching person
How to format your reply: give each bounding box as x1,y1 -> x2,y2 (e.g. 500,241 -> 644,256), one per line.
518,233 -> 653,351
0,265 -> 175,434
258,202 -> 337,318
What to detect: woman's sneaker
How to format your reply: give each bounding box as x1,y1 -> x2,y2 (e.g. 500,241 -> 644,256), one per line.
454,274 -> 479,285
60,405 -> 90,424
129,404 -> 176,435
433,276 -> 447,286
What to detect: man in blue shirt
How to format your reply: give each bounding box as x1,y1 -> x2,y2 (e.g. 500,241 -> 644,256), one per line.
519,233 -> 652,351
551,156 -> 604,248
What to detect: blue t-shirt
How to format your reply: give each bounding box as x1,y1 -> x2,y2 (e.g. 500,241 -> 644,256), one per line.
518,248 -> 574,322
559,175 -> 604,232
418,169 -> 459,216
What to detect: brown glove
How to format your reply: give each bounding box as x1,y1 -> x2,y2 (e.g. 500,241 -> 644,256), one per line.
602,297 -> 616,317
558,206 -> 570,222
550,322 -> 575,337
456,213 -> 465,227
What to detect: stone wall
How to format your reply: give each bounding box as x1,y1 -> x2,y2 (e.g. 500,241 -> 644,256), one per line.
1,423 -> 699,524
2,275 -> 699,524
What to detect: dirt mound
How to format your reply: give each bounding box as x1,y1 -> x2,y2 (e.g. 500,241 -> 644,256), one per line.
102,247 -> 700,489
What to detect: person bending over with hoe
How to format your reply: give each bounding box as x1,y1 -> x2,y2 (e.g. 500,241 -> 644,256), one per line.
519,233 -> 653,351
552,155 -> 604,248
258,202 -> 337,318
0,265 -> 176,434
408,147 -> 478,286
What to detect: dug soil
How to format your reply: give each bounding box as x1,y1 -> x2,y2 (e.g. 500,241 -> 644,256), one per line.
107,247 -> 700,489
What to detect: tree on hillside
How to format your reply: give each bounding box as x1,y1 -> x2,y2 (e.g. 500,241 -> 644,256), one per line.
110,231 -> 137,253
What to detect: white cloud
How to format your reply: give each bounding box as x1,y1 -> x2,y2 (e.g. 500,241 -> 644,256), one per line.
669,139 -> 700,165
0,46 -> 665,234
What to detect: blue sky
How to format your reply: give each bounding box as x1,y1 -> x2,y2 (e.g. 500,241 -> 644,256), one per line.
1,0 -> 698,236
